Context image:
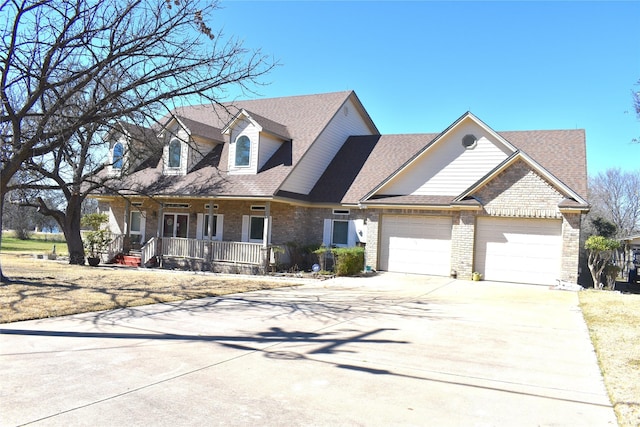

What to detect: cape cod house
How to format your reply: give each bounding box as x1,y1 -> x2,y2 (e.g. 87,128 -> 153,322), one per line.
94,91 -> 589,285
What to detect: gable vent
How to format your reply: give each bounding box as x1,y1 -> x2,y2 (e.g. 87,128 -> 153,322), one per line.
462,134 -> 477,149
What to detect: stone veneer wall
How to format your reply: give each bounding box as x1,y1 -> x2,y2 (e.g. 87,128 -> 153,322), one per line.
561,213 -> 582,283
450,211 -> 476,280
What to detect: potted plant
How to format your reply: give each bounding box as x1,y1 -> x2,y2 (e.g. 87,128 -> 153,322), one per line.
81,213 -> 111,266
472,272 -> 482,281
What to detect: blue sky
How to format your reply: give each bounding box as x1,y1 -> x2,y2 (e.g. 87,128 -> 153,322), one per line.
215,1 -> 639,177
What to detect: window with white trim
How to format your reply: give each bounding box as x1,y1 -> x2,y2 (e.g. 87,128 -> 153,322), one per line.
113,142 -> 124,170
322,219 -> 366,247
196,213 -> 224,240
130,210 -> 145,245
168,139 -> 181,168
162,213 -> 188,238
235,135 -> 251,167
249,216 -> 264,241
332,220 -> 349,246
241,215 -> 272,243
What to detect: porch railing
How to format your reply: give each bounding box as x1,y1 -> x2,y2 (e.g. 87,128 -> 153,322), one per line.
141,237 -> 157,266
160,237 -> 265,265
105,233 -> 124,262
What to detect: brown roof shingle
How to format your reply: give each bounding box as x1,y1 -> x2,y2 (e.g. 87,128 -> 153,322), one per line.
310,129 -> 587,205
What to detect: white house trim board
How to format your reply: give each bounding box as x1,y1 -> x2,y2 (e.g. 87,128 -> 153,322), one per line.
221,109 -> 263,136
454,151 -> 589,206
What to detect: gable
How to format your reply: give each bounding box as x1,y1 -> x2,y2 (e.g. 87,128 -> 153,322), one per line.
374,115 -> 514,197
472,159 -> 566,218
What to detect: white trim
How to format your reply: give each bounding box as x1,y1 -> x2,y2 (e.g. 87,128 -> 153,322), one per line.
196,213 -> 224,240
242,215 -> 271,243
322,218 -> 361,247
130,210 -> 146,244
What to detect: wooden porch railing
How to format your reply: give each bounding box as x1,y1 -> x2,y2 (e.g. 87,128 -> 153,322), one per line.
141,237 -> 157,266
105,233 -> 124,262
159,237 -> 265,265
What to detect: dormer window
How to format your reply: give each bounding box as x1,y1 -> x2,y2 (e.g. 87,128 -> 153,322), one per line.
168,139 -> 181,168
235,135 -> 251,167
112,142 -> 124,170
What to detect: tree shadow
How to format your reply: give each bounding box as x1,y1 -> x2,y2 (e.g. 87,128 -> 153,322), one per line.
0,325 -> 407,357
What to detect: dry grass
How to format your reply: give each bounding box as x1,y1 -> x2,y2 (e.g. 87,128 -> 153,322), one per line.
0,253 -> 305,324
579,289 -> 640,427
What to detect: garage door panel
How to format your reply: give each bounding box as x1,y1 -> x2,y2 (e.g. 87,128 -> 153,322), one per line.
381,215 -> 451,276
476,218 -> 562,285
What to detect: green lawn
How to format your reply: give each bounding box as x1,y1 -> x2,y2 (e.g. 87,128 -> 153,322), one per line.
0,233 -> 68,254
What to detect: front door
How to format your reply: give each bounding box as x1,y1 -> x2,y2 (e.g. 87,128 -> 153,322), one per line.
163,214 -> 188,238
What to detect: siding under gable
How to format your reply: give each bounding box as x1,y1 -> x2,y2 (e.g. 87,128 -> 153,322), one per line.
279,96 -> 376,195
258,133 -> 284,170
378,122 -> 512,197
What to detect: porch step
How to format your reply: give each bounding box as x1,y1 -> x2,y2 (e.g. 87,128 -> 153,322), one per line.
113,253 -> 141,267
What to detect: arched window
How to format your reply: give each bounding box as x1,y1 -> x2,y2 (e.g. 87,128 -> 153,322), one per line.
235,135 -> 251,167
168,139 -> 181,168
112,142 -> 124,170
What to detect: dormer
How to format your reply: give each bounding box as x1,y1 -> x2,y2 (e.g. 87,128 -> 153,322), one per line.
222,109 -> 290,175
107,122 -> 156,177
107,134 -> 128,177
161,116 -> 221,176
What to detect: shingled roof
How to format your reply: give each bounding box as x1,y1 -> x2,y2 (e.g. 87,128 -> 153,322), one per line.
309,129 -> 587,205
108,91 -> 374,198
106,92 -> 587,206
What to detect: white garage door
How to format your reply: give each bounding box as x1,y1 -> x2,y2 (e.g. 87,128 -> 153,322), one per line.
475,217 -> 562,285
380,215 -> 452,276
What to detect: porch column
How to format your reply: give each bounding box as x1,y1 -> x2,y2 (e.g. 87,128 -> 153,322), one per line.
156,203 -> 164,238
208,201 -> 214,241
123,200 -> 131,252
124,200 -> 131,237
263,202 -> 270,249
207,200 -> 214,264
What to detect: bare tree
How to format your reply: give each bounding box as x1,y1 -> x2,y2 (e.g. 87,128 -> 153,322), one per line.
587,168 -> 640,239
0,0 -> 274,280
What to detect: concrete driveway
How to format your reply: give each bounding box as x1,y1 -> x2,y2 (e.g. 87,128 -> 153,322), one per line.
1,273 -> 616,426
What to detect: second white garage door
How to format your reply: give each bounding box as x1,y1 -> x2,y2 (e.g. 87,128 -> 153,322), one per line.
380,215 -> 452,276
475,217 -> 562,285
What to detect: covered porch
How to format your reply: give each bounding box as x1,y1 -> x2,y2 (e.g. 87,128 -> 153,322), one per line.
106,235 -> 273,274
103,198 -> 276,274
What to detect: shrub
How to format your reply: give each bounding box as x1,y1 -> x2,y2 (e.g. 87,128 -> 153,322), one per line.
284,241 -> 321,271
13,227 -> 31,240
585,235 -> 621,289
332,247 -> 365,276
